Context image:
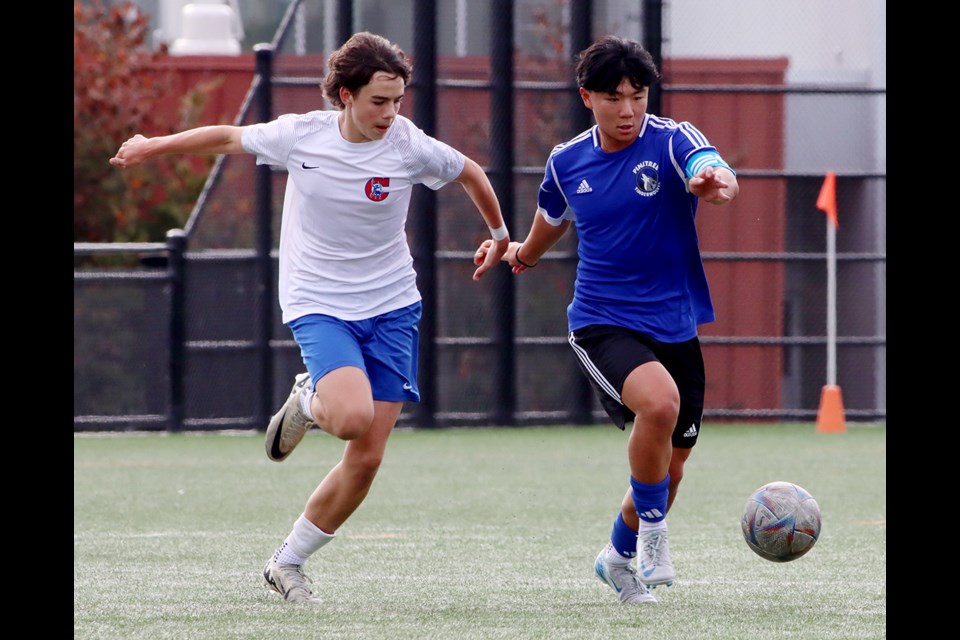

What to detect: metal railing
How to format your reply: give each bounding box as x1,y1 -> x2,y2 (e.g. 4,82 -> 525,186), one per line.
74,0 -> 885,431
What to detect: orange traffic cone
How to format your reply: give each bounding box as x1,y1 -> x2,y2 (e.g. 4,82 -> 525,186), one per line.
816,384 -> 846,433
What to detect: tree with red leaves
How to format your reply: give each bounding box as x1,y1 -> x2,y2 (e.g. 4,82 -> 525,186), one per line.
74,0 -> 215,242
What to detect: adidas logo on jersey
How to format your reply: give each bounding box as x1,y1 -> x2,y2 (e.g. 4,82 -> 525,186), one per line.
576,179 -> 592,194
683,424 -> 698,438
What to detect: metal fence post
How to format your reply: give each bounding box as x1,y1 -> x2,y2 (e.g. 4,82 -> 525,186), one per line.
412,0 -> 438,428
490,0 -> 517,425
254,43 -> 275,430
643,0 -> 664,116
569,0 -> 593,134
336,0 -> 353,44
568,0 -> 594,424
166,229 -> 187,432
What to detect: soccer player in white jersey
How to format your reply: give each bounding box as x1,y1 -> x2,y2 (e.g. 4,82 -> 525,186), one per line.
476,35 -> 739,605
111,32 -> 509,604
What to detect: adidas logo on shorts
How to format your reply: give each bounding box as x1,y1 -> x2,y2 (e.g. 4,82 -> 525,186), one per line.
683,423 -> 698,437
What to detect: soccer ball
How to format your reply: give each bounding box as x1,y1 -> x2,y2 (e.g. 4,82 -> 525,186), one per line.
741,481 -> 821,562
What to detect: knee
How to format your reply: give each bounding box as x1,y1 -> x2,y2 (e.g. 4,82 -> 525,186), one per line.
324,406 -> 376,441
639,395 -> 680,433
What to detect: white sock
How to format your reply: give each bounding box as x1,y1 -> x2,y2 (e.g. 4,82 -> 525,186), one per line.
274,541 -> 307,566
298,389 -> 314,419
604,543 -> 632,566
273,514 -> 335,565
639,519 -> 668,534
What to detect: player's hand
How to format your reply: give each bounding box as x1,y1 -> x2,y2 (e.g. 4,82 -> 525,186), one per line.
109,134 -> 150,169
688,166 -> 732,204
474,240 -> 532,277
472,237 -> 511,280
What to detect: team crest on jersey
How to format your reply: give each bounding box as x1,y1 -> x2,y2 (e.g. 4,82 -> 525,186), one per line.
633,162 -> 660,197
365,177 -> 391,201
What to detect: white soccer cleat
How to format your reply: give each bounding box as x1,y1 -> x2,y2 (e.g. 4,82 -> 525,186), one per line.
594,544 -> 657,604
265,373 -> 315,462
263,559 -> 321,604
638,529 -> 675,588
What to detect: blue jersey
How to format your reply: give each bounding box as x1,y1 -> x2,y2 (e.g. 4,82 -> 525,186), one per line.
537,114 -> 723,343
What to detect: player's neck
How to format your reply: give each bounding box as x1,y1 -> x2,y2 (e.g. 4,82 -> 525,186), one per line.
337,111 -> 375,144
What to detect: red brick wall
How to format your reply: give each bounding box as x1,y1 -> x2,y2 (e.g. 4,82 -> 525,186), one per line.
665,58 -> 789,417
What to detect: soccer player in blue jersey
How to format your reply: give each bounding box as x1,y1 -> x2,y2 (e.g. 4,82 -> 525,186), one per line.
476,35 -> 739,605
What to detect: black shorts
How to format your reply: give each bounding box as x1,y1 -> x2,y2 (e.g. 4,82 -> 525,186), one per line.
568,324 -> 705,448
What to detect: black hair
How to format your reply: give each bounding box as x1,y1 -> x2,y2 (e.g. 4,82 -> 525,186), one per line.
575,35 -> 661,94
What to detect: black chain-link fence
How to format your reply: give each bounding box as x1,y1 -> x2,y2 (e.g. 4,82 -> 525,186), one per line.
74,0 -> 885,431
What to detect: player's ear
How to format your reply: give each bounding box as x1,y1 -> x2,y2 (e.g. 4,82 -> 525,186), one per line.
579,87 -> 592,109
340,86 -> 353,107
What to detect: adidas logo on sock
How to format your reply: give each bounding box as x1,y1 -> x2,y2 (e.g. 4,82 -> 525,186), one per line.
640,508 -> 664,519
683,423 -> 698,437
576,179 -> 592,194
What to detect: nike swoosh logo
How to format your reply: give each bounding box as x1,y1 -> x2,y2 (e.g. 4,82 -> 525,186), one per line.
302,162 -> 319,169
596,563 -> 622,592
403,383 -> 413,391
270,410 -> 287,459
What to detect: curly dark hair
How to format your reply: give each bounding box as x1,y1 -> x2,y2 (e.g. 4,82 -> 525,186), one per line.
575,35 -> 661,94
322,32 -> 412,110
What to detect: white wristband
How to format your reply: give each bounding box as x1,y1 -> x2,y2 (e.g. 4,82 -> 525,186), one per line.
489,225 -> 508,241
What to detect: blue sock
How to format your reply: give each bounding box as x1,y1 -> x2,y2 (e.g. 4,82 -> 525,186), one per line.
630,475 -> 670,524
610,512 -> 638,558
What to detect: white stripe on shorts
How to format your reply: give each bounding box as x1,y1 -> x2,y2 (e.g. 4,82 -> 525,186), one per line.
568,331 -> 622,404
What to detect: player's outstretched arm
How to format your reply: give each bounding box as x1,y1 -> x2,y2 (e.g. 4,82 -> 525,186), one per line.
110,125 -> 246,169
688,166 -> 739,205
454,157 -> 510,281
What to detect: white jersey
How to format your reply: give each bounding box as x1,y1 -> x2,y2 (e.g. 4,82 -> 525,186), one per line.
241,111 -> 465,323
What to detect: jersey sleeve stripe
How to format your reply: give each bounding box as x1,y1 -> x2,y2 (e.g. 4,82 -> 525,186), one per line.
676,121 -> 709,148
685,151 -> 733,179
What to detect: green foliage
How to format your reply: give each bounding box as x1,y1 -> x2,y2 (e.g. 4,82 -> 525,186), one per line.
74,0 -> 216,242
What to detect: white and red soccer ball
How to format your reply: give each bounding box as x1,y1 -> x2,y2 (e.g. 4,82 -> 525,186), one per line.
741,481 -> 821,562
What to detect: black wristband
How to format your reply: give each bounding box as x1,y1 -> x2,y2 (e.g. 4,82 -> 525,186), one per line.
515,245 -> 537,268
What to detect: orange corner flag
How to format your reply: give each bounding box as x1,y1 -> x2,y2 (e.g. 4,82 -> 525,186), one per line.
816,171 -> 839,229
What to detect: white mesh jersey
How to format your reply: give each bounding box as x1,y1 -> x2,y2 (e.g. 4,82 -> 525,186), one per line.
242,111 -> 465,323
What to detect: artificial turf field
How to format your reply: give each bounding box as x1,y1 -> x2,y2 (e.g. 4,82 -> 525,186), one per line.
74,422 -> 886,639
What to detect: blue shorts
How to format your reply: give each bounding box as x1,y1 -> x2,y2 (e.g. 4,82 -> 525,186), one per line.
287,302 -> 422,403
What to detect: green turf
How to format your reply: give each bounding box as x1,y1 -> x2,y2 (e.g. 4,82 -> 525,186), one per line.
74,423 -> 886,639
